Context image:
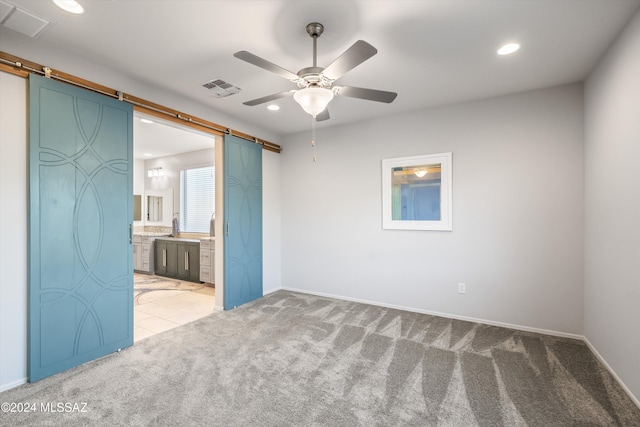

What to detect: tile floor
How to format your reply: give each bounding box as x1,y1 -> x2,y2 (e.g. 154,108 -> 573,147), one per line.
134,273 -> 216,342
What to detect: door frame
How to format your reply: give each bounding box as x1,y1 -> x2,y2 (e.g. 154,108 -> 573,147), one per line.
133,111 -> 225,309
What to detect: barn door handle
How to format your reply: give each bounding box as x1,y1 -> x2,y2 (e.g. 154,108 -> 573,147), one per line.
226,221 -> 229,236
129,224 -> 132,244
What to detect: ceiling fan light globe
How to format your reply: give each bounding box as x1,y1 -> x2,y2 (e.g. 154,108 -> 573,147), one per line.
294,87 -> 334,117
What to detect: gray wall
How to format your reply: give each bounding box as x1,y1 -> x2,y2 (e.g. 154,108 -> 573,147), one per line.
281,83 -> 585,335
263,150 -> 282,295
584,9 -> 640,402
0,72 -> 28,392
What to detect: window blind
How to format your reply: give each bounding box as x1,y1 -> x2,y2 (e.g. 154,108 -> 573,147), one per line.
179,166 -> 215,233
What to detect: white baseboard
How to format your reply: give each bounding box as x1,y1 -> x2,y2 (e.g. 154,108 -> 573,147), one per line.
263,287 -> 280,296
583,337 -> 640,409
0,377 -> 27,393
281,286 -> 583,340
213,287 -> 281,311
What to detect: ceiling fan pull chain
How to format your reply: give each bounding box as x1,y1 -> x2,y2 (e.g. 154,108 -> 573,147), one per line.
311,116 -> 317,162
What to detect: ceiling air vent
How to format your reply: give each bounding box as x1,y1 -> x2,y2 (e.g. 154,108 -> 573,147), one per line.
0,0 -> 54,38
202,78 -> 241,98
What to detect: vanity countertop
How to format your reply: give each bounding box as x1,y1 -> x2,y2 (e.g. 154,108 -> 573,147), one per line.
134,232 -> 171,237
155,236 -> 201,243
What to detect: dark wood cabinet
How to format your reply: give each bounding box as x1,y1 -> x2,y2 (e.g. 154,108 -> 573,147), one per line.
154,239 -> 200,283
154,240 -> 167,276
188,243 -> 200,282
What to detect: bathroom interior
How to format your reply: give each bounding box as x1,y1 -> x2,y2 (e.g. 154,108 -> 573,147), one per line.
132,112 -> 216,341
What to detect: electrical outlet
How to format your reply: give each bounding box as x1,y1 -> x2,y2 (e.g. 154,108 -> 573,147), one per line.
458,283 -> 466,294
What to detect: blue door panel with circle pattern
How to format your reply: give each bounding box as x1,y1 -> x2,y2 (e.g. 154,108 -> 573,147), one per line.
223,134 -> 262,309
28,75 -> 133,382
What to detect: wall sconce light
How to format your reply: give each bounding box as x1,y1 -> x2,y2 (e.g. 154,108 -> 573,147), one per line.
147,167 -> 163,178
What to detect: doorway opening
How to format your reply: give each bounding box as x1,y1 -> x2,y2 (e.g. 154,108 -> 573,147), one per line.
132,111 -> 217,341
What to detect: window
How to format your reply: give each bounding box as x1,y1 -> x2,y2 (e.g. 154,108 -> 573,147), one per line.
179,166 -> 215,233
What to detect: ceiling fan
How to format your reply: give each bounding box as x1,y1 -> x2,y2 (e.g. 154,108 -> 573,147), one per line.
234,22 -> 397,122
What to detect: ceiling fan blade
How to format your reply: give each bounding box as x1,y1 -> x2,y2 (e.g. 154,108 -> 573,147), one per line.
234,51 -> 299,81
316,108 -> 330,122
243,90 -> 296,106
334,85 -> 397,103
321,40 -> 378,81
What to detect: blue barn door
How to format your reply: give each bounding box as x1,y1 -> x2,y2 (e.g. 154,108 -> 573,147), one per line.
223,134 -> 262,309
28,75 -> 134,382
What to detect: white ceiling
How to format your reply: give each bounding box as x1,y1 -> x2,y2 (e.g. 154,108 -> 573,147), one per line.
133,112 -> 214,160
2,0 -> 639,139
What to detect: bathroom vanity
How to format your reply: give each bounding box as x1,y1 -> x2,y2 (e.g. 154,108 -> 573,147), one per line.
154,237 -> 201,283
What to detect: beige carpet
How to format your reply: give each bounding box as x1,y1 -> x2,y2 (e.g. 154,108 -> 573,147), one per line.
1,291 -> 639,426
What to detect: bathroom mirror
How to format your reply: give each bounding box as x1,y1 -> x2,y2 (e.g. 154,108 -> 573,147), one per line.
147,195 -> 163,222
144,189 -> 173,226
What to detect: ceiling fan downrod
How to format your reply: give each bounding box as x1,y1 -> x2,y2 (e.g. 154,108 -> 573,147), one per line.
306,22 -> 324,68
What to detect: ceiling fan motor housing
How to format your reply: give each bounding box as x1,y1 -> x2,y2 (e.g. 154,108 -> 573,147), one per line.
296,66 -> 332,88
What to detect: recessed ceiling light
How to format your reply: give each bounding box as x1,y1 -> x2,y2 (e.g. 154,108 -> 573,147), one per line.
267,104 -> 280,111
52,0 -> 84,14
498,43 -> 520,56
144,153 -> 153,157
140,118 -> 154,124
